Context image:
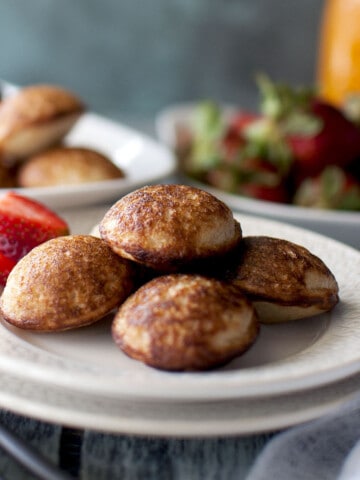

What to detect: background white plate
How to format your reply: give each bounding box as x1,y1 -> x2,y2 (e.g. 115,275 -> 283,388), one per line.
0,208 -> 359,402
155,103 -> 360,249
0,112 -> 176,209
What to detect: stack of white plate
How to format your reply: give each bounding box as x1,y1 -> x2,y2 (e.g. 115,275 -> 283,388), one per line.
0,114 -> 359,438
1,208 -> 360,437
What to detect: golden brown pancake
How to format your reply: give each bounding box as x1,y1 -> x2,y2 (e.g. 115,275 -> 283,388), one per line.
99,184 -> 242,272
112,274 -> 259,371
226,236 -> 339,323
0,85 -> 84,164
0,235 -> 135,331
17,146 -> 124,187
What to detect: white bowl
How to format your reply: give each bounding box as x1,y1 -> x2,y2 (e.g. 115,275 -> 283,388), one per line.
156,103 -> 360,250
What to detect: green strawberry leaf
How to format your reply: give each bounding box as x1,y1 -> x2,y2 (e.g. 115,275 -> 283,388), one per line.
242,118 -> 293,173
189,101 -> 224,172
256,73 -> 315,120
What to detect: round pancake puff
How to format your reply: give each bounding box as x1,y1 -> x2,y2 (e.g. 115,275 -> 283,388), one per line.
99,184 -> 242,273
17,146 -> 125,187
0,84 -> 84,164
225,236 -> 339,324
112,274 -> 259,371
0,235 -> 135,332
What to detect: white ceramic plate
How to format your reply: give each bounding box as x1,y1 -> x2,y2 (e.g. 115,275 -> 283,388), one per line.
0,112 -> 176,209
0,207 -> 359,402
0,368 -> 360,436
155,103 -> 360,249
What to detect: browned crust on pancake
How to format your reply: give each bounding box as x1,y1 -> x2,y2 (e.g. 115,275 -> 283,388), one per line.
17,146 -> 124,187
0,85 -> 84,141
112,274 -> 259,371
0,235 -> 135,331
99,184 -> 242,271
227,236 -> 339,311
0,85 -> 84,163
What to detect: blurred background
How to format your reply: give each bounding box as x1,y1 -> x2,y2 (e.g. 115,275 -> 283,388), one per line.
0,0 -> 324,120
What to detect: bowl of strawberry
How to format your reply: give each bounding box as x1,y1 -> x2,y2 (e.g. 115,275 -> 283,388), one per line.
156,76 -> 360,249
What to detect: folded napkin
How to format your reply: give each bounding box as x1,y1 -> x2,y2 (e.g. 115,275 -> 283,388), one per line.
246,393 -> 360,480
0,410 -> 60,480
80,432 -> 272,480
1,393 -> 360,479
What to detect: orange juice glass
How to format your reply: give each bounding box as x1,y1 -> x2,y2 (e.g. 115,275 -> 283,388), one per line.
317,0 -> 360,106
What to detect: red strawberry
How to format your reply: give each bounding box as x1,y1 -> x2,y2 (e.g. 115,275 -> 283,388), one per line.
0,191 -> 69,262
257,75 -> 360,182
221,126 -> 244,163
287,100 -> 360,181
0,252 -> 16,287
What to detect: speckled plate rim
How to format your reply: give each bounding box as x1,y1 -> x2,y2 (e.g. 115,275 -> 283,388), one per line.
0,212 -> 359,402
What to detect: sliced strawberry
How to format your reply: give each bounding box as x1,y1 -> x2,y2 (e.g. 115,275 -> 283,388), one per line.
0,252 -> 16,286
0,191 -> 69,261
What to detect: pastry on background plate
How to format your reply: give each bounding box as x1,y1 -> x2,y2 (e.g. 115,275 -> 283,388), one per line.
0,235 -> 135,331
99,184 -> 242,272
17,146 -> 124,187
226,236 -> 339,323
112,274 -> 259,371
0,84 -> 84,164
0,163 -> 16,187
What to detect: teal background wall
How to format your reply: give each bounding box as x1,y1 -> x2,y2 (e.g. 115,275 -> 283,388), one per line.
0,0 -> 324,118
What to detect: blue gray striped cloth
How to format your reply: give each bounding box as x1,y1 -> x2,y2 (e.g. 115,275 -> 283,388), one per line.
1,394 -> 360,480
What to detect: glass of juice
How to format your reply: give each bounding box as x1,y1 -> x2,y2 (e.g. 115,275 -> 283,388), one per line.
317,0 -> 360,106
